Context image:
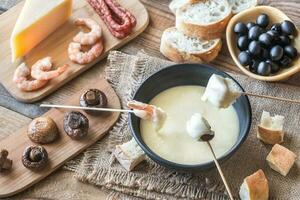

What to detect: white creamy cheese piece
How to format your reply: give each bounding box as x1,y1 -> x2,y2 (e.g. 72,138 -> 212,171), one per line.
186,113 -> 213,141
201,74 -> 242,108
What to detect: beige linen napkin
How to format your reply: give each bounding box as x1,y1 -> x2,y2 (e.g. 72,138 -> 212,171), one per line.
65,51 -> 300,200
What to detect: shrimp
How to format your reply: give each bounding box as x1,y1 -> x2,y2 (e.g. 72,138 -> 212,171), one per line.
73,18 -> 102,45
13,63 -> 48,92
31,57 -> 68,81
68,41 -> 104,64
127,100 -> 167,131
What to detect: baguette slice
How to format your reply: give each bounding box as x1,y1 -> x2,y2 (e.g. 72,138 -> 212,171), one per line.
228,0 -> 257,14
257,111 -> 284,144
239,169 -> 269,200
160,27 -> 222,63
169,0 -> 199,14
266,144 -> 297,176
113,138 -> 145,171
176,0 -> 232,40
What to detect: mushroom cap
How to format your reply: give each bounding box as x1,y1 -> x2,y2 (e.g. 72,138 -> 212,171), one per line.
22,145 -> 48,170
79,89 -> 108,115
27,116 -> 59,144
63,111 -> 89,140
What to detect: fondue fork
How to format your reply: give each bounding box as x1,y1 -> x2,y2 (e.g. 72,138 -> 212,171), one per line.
243,92 -> 300,104
198,133 -> 234,200
40,104 -> 134,113
187,114 -> 235,200
205,140 -> 234,200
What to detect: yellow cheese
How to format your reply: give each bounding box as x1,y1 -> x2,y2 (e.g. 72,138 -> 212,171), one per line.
10,0 -> 73,62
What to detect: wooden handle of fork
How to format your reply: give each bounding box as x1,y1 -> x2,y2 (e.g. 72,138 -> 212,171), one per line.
206,141 -> 234,200
243,92 -> 300,104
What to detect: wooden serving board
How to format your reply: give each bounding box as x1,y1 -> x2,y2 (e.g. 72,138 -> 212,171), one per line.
0,79 -> 120,198
0,0 -> 149,103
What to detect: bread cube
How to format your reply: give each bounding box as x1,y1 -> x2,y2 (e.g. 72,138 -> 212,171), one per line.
266,144 -> 296,176
201,74 -> 241,108
113,138 -> 145,171
239,169 -> 269,200
257,111 -> 284,144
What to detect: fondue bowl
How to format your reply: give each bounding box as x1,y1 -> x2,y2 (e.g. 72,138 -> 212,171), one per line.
129,64 -> 252,171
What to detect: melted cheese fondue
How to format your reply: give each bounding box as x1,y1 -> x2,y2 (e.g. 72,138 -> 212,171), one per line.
140,86 -> 239,165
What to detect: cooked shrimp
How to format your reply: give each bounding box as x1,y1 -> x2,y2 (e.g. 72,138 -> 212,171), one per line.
31,57 -> 68,80
127,100 -> 167,131
68,41 -> 104,64
13,63 -> 48,92
73,18 -> 102,45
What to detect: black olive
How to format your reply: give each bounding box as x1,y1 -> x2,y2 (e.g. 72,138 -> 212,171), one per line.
237,36 -> 250,50
270,23 -> 281,34
246,22 -> 256,30
249,59 -> 260,73
284,45 -> 298,59
279,55 -> 292,67
278,35 -> 291,46
281,20 -> 297,35
248,26 -> 263,40
234,22 -> 248,36
257,61 -> 271,76
266,30 -> 280,43
266,59 -> 280,73
238,51 -> 251,66
270,45 -> 284,61
256,14 -> 269,28
258,33 -> 272,47
248,41 -> 261,56
260,48 -> 269,60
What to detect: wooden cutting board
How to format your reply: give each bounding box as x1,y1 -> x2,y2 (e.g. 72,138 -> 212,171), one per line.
0,78 -> 121,198
0,0 -> 149,103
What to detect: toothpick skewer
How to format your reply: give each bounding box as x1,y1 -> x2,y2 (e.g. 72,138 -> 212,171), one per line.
206,141 -> 234,200
243,92 -> 300,104
40,104 -> 134,113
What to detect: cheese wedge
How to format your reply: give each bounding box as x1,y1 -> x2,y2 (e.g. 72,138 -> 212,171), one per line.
10,0 -> 73,62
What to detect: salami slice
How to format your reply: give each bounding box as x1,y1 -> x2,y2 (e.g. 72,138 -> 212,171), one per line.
87,0 -> 136,39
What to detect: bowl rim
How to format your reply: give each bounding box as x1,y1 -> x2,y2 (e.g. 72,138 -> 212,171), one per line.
226,5 -> 300,82
128,63 -> 252,170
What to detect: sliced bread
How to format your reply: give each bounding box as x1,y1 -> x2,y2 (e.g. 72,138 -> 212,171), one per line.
228,0 -> 257,14
169,0 -> 199,14
176,0 -> 232,40
160,27 -> 222,63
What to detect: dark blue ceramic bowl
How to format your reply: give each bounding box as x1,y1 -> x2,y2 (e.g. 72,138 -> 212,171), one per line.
129,63 -> 252,171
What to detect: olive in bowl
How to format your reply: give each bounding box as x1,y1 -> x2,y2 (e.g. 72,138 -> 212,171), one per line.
226,6 -> 300,81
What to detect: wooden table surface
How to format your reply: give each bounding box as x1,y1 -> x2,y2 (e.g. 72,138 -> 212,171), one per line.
1,0 -> 300,199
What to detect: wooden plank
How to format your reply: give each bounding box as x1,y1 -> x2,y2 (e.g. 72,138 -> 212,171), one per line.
0,0 -> 149,103
0,58 -> 107,119
0,106 -> 31,140
0,78 -> 120,198
0,106 -> 109,199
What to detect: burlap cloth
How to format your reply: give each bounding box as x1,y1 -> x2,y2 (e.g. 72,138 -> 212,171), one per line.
65,51 -> 300,200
